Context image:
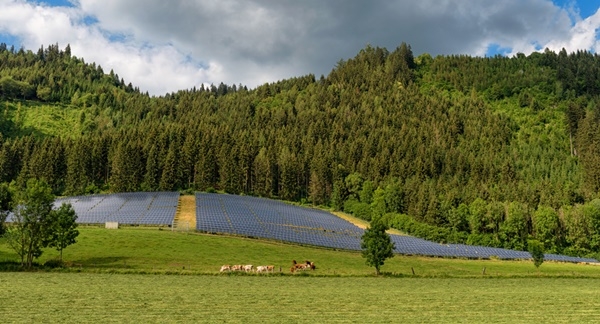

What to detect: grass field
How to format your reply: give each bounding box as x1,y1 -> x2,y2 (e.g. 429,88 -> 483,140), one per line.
1,273 -> 600,322
2,227 -> 600,322
1,227 -> 600,277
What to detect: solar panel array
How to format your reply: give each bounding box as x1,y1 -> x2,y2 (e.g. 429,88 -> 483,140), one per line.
7,192 -> 179,225
195,193 -> 598,264
196,193 -> 363,250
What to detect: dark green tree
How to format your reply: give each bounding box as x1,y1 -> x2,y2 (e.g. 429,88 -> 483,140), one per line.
0,182 -> 13,236
47,203 -> 79,262
528,239 -> 545,268
361,219 -> 395,275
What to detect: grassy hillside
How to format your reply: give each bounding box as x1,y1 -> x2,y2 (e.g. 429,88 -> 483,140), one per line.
2,44 -> 600,256
1,227 -> 599,277
0,100 -> 86,138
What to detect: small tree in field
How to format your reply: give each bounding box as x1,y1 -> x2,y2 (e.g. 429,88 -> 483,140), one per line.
528,239 -> 545,268
5,179 -> 54,268
361,219 -> 395,275
47,203 -> 79,262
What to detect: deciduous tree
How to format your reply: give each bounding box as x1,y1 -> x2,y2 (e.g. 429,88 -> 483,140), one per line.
47,203 -> 79,262
528,239 -> 545,268
361,219 -> 395,275
5,179 -> 54,268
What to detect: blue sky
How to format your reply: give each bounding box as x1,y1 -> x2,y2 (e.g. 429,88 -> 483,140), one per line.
1,0 -> 599,95
554,0 -> 599,17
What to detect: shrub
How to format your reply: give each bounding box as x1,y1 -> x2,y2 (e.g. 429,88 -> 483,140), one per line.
528,239 -> 545,268
343,199 -> 372,221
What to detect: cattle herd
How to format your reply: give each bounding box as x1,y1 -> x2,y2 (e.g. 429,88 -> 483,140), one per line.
219,260 -> 316,273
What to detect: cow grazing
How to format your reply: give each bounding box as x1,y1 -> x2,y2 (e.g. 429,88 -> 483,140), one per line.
291,260 -> 315,272
220,265 -> 231,272
231,264 -> 244,271
256,266 -> 268,273
243,264 -> 254,272
266,265 -> 275,273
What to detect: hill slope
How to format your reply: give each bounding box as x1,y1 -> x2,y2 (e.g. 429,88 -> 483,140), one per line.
1,43 -> 600,257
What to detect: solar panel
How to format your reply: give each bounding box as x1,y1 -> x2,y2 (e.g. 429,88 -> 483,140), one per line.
194,193 -> 598,264
4,192 -> 179,226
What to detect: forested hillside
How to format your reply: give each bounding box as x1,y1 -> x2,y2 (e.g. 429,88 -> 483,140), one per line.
1,43 -> 600,257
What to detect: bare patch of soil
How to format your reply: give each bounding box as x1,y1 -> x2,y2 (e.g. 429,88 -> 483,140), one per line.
175,195 -> 196,230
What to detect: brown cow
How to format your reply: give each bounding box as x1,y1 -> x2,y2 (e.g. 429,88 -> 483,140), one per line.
291,260 -> 315,272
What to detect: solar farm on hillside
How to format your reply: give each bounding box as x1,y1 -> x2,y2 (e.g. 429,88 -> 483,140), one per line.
194,193 -> 597,263
6,192 -> 597,263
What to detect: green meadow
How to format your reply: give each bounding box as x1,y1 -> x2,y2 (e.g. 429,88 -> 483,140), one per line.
1,227 -> 599,277
2,227 -> 600,322
1,274 -> 600,323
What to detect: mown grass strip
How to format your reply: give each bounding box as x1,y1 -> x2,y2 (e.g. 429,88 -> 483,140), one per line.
1,273 -> 600,323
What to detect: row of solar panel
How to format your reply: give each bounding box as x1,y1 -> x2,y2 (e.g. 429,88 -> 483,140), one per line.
8,192 -> 179,225
197,193 -> 361,232
195,193 -> 598,263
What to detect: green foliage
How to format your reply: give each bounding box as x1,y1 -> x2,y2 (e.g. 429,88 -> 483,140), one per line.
359,180 -> 374,204
384,181 -> 404,214
448,203 -> 469,232
387,212 -> 467,244
1,43 -> 600,255
370,187 -> 386,219
331,181 -> 346,211
528,239 -> 545,268
343,199 -> 372,221
532,206 -> 560,252
500,202 -> 529,250
344,172 -> 363,201
361,219 -> 395,275
47,203 -> 79,262
468,198 -> 487,234
5,179 -> 55,268
0,182 -> 12,236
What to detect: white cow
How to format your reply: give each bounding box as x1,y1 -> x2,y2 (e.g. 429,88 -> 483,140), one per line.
256,266 -> 268,273
243,264 -> 254,272
220,265 -> 231,272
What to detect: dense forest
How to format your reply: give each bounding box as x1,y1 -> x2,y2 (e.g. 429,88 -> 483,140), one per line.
1,42 -> 600,258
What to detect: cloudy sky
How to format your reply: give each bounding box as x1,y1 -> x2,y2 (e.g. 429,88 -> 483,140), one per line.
0,0 -> 599,95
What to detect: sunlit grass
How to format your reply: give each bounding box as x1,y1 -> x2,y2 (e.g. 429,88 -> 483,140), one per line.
1,273 -> 600,322
1,227 -> 599,277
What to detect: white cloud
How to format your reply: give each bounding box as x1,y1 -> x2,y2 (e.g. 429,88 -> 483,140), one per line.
0,0 -> 598,95
542,7 -> 600,53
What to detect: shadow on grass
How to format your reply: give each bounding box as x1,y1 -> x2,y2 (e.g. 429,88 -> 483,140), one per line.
73,256 -> 132,269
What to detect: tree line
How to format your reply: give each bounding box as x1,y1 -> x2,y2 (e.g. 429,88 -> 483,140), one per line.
0,43 -> 599,257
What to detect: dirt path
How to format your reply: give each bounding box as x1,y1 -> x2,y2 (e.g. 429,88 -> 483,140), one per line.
175,195 -> 196,230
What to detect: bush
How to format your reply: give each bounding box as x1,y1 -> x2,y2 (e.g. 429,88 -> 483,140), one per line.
387,213 -> 467,244
44,259 -> 64,269
343,199 -> 372,221
528,239 -> 545,268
